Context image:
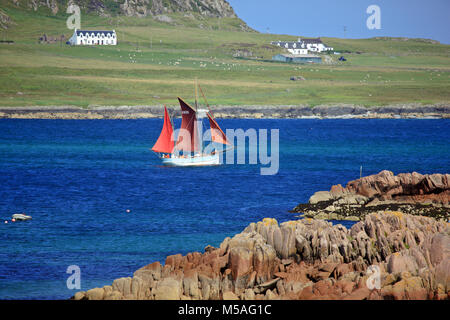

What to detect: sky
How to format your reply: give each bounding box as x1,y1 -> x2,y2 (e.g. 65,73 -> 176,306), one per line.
227,0 -> 450,44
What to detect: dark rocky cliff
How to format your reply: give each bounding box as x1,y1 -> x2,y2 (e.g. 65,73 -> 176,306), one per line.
6,0 -> 238,18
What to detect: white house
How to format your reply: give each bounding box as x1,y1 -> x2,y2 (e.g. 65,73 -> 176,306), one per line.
67,29 -> 117,46
271,37 -> 333,54
298,38 -> 333,52
271,40 -> 308,55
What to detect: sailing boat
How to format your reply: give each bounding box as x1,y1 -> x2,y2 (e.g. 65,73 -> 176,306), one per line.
151,85 -> 231,166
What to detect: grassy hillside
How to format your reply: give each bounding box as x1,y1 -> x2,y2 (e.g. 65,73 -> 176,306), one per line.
0,3 -> 449,107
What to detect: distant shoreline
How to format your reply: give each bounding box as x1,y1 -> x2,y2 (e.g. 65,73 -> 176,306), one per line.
0,104 -> 448,119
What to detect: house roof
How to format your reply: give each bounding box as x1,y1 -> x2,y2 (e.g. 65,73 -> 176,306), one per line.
75,30 -> 115,36
271,41 -> 306,49
272,37 -> 330,49
300,38 -> 323,44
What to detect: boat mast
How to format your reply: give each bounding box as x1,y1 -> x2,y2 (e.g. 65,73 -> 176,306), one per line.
194,79 -> 208,155
198,84 -> 213,117
194,77 -> 198,111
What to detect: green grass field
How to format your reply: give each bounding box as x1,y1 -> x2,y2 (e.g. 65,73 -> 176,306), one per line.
0,3 -> 449,107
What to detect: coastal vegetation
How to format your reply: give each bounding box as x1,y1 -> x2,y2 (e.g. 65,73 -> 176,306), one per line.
0,2 -> 449,108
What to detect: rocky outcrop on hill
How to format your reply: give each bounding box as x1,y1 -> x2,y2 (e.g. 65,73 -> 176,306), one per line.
73,212 -> 449,300
8,0 -> 238,18
142,0 -> 237,18
293,171 -> 450,221
21,0 -> 59,14
0,9 -> 14,29
0,103 -> 449,119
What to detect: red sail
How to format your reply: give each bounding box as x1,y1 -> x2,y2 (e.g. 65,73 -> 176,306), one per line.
207,112 -> 230,145
176,97 -> 199,152
152,106 -> 174,154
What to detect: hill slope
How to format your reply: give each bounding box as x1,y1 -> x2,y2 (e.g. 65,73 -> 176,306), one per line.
3,0 -> 238,17
0,1 -> 449,108
0,0 -> 253,31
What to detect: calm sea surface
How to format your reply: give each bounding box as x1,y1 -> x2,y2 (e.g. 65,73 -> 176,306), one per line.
0,118 -> 448,299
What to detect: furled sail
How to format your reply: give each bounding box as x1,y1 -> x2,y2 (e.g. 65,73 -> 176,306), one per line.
175,97 -> 200,152
152,106 -> 174,153
207,112 -> 230,145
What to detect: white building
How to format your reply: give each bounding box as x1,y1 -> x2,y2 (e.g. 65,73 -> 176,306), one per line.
298,38 -> 333,52
271,37 -> 333,54
271,40 -> 308,55
67,29 -> 117,46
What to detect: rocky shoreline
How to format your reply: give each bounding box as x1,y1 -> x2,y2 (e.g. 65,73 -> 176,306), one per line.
0,103 -> 449,119
73,211 -> 449,300
292,170 -> 450,221
72,170 -> 449,300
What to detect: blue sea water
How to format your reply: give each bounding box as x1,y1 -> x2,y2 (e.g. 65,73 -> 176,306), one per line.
0,118 -> 448,299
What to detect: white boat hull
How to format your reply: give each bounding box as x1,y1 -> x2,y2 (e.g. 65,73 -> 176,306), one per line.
161,154 -> 220,166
